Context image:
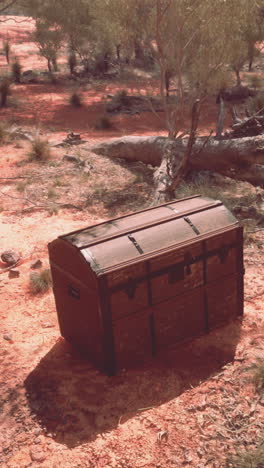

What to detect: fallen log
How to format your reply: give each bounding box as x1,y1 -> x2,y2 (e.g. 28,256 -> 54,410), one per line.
91,135 -> 264,188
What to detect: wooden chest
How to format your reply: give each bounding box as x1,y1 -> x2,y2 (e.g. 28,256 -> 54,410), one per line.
48,195 -> 244,375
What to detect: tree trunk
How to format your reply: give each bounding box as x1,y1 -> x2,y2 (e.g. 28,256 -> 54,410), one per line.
116,44 -> 121,62
216,97 -> 225,139
91,134 -> 264,187
234,69 -> 241,86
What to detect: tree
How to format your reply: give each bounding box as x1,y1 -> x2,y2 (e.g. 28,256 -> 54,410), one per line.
144,0 -> 264,202
32,20 -> 64,72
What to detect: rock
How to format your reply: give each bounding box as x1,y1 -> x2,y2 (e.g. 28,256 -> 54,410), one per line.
30,259 -> 43,270
3,334 -> 13,341
1,250 -> 20,266
41,322 -> 53,328
8,270 -> 20,279
63,154 -> 80,163
30,446 -> 46,462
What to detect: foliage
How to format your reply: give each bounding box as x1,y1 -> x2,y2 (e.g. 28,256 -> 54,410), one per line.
0,77 -> 11,107
32,20 -> 64,72
28,137 -> 51,162
11,58 -> 22,84
69,92 -> 82,107
29,269 -> 52,294
3,39 -> 11,64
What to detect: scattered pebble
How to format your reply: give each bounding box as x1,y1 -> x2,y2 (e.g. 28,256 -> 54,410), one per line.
30,259 -> 43,270
8,270 -> 20,279
30,446 -> 46,462
1,250 -> 20,266
41,322 -> 53,328
3,334 -> 13,342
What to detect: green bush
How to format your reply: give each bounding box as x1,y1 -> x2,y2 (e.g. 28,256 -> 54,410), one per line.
70,92 -> 82,107
28,137 -> 51,162
12,58 -> 22,84
29,269 -> 52,294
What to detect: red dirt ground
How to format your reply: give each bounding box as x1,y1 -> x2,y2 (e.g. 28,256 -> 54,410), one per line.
0,17 -> 264,468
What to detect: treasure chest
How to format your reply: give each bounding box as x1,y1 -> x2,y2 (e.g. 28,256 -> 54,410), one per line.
48,195 -> 244,375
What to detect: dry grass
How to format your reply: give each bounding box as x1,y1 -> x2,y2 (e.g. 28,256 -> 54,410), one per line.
94,114 -> 113,130
69,92 -> 82,107
28,137 -> 51,162
226,438 -> 264,468
29,269 -> 52,294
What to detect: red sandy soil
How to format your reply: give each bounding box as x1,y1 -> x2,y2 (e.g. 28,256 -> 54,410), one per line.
0,17 -> 264,468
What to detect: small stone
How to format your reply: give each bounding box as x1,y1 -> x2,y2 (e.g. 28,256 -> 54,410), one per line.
8,270 -> 20,279
30,259 -> 43,270
33,428 -> 42,436
34,437 -> 42,444
41,322 -> 53,329
30,446 -> 46,462
1,250 -> 20,266
3,334 -> 13,341
63,154 -> 79,163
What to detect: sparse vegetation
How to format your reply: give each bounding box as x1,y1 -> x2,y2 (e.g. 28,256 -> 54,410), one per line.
3,39 -> 11,64
226,438 -> 264,468
0,122 -> 8,144
0,77 -> 11,107
29,269 -> 52,294
16,181 -> 27,192
70,91 -> 82,107
28,137 -> 51,162
47,188 -> 57,199
250,358 -> 264,392
11,57 -> 22,84
94,114 -> 112,130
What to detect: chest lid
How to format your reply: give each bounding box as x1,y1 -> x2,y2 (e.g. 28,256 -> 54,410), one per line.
61,195 -> 238,275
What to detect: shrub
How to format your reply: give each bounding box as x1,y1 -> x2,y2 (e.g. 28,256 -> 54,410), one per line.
250,358 -> 264,391
29,269 -> 52,294
70,92 -> 82,107
115,89 -> 128,104
12,58 -> 22,84
0,122 -> 8,144
3,39 -> 11,64
94,115 -> 113,130
0,77 -> 11,107
250,74 -> 263,91
28,137 -> 51,162
248,91 -> 264,115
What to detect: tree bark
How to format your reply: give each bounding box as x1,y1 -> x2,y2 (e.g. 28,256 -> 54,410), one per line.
91,134 -> 264,187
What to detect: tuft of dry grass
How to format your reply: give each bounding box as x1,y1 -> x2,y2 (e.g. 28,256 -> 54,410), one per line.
250,358 -> 264,392
29,269 -> 52,294
28,137 -> 51,162
70,92 -> 82,107
94,114 -> 113,130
